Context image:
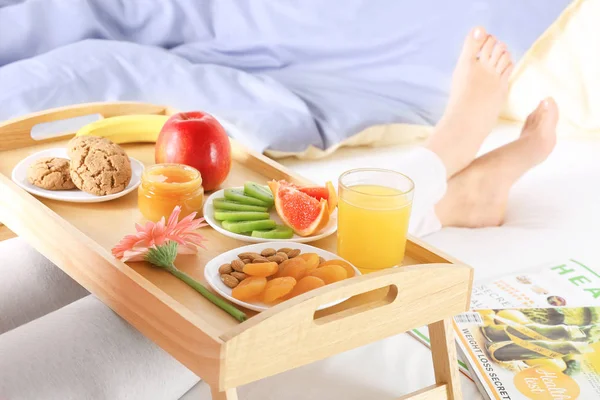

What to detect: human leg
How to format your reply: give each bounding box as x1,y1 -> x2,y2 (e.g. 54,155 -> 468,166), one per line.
0,237 -> 88,334
0,295 -> 199,400
436,98 -> 559,228
425,26 -> 513,178
401,27 -> 515,236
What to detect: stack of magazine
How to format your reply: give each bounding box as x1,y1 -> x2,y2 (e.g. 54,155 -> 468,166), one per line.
410,258 -> 600,399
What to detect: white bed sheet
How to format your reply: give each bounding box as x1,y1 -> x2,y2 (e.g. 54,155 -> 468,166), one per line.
182,123 -> 600,399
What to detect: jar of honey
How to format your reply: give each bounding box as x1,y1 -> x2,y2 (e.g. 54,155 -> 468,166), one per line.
138,163 -> 204,222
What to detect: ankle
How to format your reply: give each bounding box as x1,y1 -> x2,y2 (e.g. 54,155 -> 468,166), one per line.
426,119 -> 475,178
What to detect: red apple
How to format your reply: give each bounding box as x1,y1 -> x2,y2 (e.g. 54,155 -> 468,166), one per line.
155,111 -> 231,191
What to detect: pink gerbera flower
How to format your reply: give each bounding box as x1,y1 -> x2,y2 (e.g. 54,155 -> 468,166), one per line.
112,206 -> 207,262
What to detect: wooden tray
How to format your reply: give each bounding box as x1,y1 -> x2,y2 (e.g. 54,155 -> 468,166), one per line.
0,102 -> 473,400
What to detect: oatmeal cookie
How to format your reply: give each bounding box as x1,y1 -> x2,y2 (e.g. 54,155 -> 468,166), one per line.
67,136 -> 132,195
27,157 -> 76,190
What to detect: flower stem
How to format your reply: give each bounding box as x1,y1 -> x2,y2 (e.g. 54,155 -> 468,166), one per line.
167,266 -> 247,322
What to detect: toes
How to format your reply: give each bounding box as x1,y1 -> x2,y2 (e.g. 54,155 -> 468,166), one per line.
501,63 -> 514,80
479,35 -> 497,61
462,26 -> 487,60
521,98 -> 558,156
524,98 -> 557,129
490,42 -> 507,65
496,52 -> 512,74
527,101 -> 544,124
542,97 -> 559,124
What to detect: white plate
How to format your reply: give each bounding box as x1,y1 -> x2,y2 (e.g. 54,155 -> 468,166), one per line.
203,188 -> 337,243
11,148 -> 144,203
204,242 -> 361,312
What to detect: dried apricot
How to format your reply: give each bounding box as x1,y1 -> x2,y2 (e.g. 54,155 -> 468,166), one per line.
299,253 -> 320,269
275,257 -> 305,278
231,277 -> 267,301
263,277 -> 296,303
287,276 -> 325,298
304,263 -> 319,277
309,264 -> 347,284
281,261 -> 308,281
319,259 -> 355,278
243,262 -> 279,277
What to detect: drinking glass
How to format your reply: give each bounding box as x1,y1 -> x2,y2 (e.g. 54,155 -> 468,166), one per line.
337,168 -> 414,274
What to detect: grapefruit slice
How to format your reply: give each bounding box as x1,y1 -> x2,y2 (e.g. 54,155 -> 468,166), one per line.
268,180 -> 330,237
299,186 -> 329,200
298,181 -> 338,215
325,181 -> 338,215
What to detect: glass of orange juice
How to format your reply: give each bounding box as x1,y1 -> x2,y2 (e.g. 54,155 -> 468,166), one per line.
337,168 -> 414,274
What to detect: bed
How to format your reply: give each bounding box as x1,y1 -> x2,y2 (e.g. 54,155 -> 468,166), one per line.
179,122 -> 600,399
2,0 -> 598,398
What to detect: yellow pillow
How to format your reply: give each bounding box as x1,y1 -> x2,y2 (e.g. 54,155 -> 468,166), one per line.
265,123 -> 431,160
502,0 -> 600,135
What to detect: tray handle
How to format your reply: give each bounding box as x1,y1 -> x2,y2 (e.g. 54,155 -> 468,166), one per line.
220,263 -> 472,390
0,101 -> 168,151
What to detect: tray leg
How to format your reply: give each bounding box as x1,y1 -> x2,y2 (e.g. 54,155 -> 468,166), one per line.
210,386 -> 238,400
428,318 -> 462,400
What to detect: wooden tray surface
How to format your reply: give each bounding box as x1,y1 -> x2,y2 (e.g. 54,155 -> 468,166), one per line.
0,138 -> 457,331
0,103 -> 472,395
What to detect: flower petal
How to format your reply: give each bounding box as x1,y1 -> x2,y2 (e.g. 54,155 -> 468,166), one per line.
177,243 -> 199,255
166,206 -> 182,231
112,205 -> 209,264
120,249 -> 149,263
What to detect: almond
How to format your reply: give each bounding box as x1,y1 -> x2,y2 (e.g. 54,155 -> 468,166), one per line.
238,252 -> 261,260
231,259 -> 245,272
218,263 -> 233,275
276,252 -> 289,261
261,248 -> 277,257
267,255 -> 285,264
230,271 -> 248,281
287,249 -> 301,258
221,274 -> 239,288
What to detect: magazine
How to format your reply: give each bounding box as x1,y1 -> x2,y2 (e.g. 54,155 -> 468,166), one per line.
456,306 -> 600,399
409,258 -> 600,376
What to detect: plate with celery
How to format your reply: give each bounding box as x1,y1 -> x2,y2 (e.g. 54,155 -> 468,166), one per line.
203,180 -> 338,243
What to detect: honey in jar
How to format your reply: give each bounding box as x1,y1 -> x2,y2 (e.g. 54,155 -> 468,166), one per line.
138,163 -> 204,222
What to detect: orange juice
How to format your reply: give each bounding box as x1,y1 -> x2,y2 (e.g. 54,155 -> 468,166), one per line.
337,183 -> 412,273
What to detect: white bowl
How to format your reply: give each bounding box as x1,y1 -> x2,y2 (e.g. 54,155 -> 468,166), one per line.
203,188 -> 337,243
11,148 -> 143,203
204,242 -> 360,312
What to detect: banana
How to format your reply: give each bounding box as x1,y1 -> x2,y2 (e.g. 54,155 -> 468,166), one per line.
75,114 -> 170,144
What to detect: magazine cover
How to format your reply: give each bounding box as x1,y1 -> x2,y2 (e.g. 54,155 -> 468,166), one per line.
409,258 -> 600,376
456,306 -> 600,400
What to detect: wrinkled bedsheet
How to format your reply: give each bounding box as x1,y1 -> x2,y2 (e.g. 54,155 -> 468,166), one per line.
0,0 -> 570,153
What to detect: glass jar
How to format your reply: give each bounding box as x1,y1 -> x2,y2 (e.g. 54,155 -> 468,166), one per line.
138,163 -> 204,222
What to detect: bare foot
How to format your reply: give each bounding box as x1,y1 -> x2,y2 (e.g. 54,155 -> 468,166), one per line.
426,26 -> 514,177
435,98 -> 559,228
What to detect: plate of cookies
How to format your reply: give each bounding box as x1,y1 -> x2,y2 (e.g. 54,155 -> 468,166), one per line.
11,136 -> 144,203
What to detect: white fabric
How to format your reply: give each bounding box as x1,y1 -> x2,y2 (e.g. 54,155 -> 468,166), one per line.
3,123 -> 600,399
0,238 -> 199,399
398,147 -> 447,237
0,239 -> 88,335
0,295 -> 198,400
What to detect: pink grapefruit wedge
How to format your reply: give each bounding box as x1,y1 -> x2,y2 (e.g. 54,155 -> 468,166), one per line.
298,181 -> 338,215
268,180 -> 330,237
